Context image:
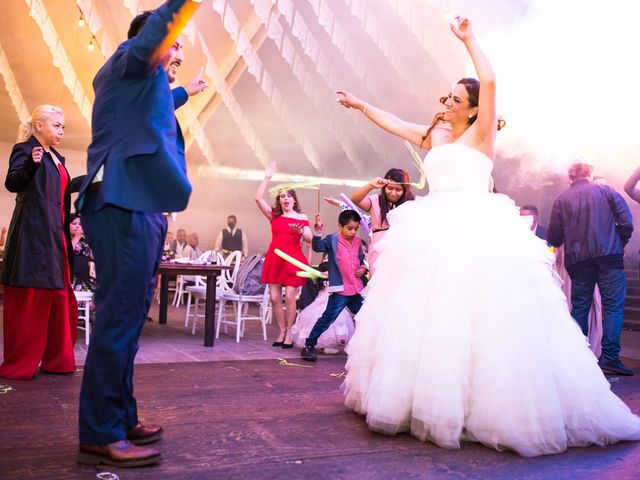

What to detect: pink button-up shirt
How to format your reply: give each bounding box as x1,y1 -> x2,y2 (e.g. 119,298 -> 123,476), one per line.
336,235 -> 364,296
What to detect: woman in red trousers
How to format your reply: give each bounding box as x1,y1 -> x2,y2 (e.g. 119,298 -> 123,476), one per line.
1,105 -> 78,380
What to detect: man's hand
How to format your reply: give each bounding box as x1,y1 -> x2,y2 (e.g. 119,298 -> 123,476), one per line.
355,266 -> 367,278
184,67 -> 208,96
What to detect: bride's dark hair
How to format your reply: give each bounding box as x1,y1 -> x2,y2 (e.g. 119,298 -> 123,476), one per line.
420,78 -> 505,149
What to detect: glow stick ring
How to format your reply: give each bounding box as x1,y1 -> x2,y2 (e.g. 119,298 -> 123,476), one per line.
296,271 -> 327,279
274,248 -> 328,279
339,193 -> 371,235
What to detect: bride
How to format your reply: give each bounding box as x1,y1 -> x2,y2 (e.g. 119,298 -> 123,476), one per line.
335,16 -> 640,457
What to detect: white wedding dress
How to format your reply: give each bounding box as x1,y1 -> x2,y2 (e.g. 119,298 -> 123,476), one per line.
343,143 -> 640,457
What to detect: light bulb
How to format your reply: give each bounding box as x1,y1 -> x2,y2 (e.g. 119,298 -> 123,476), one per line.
78,17 -> 85,27
88,40 -> 95,52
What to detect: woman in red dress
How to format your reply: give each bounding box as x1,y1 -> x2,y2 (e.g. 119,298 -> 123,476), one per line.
255,161 -> 312,348
0,105 -> 78,380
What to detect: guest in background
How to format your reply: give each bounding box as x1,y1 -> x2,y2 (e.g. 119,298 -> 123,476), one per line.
255,161 -> 312,349
214,214 -> 248,258
350,169 -> 414,276
593,175 -> 607,186
548,161 -> 634,376
0,105 -> 77,380
69,214 -> 96,293
0,226 -> 6,251
161,231 -> 175,262
520,205 -> 547,241
171,228 -> 188,258
183,232 -> 203,260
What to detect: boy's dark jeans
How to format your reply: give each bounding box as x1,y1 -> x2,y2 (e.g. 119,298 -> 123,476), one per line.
305,293 -> 363,348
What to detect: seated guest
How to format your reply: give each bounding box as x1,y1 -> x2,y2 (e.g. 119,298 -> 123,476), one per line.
171,228 -> 188,258
520,205 -> 547,241
183,232 -> 203,260
69,214 -> 95,292
162,230 -> 175,261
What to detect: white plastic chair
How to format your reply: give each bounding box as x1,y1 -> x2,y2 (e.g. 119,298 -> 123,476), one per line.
216,286 -> 270,343
74,290 -> 93,345
216,255 -> 269,342
183,251 -> 240,334
172,250 -> 216,307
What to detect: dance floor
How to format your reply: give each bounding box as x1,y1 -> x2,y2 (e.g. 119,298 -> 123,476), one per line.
1,303 -> 640,480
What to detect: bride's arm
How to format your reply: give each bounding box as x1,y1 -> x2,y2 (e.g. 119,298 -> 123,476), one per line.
452,18 -> 497,157
336,90 -> 428,147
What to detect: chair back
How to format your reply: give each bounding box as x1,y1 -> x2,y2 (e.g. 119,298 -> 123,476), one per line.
233,255 -> 265,296
217,250 -> 241,293
226,250 -> 242,284
196,250 -> 215,264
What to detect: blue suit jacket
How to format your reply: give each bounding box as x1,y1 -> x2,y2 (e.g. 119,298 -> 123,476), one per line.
76,0 -> 199,213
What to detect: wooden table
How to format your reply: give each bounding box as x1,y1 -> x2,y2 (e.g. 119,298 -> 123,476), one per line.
156,263 -> 230,347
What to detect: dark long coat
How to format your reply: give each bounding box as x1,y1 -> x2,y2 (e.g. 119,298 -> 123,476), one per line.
2,136 -> 73,289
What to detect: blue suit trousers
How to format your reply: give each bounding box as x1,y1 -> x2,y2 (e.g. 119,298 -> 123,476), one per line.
78,192 -> 166,444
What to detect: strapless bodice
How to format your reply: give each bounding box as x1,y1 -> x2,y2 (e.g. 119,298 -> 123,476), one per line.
424,143 -> 493,193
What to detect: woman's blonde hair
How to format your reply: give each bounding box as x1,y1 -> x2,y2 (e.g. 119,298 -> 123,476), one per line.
17,105 -> 64,142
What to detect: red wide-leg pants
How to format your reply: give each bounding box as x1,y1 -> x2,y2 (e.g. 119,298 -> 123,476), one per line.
0,281 -> 78,379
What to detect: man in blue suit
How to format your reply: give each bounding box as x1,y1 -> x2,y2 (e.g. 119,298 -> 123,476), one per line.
76,0 -> 205,467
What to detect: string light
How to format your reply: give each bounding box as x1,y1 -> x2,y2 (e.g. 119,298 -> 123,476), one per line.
77,6 -> 101,54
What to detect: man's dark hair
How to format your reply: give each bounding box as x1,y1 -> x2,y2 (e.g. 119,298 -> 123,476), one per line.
127,10 -> 154,39
339,209 -> 361,226
520,205 -> 539,216
227,215 -> 237,221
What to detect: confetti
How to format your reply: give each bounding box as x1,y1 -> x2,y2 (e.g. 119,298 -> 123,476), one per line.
278,358 -> 313,368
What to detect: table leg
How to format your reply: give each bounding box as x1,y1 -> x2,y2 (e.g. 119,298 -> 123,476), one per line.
204,274 -> 218,347
159,275 -> 168,325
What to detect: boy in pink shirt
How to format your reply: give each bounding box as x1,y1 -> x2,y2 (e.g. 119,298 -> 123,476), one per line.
301,210 -> 367,361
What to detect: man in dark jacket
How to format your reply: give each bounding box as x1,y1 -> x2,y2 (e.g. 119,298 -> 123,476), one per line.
548,162 -> 634,376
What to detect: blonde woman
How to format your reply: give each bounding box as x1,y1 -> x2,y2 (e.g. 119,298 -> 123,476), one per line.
1,105 -> 77,379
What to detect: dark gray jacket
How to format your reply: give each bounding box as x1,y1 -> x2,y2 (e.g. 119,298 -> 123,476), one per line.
547,179 -> 633,274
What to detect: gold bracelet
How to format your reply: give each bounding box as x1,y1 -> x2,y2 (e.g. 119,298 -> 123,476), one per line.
362,102 -> 369,116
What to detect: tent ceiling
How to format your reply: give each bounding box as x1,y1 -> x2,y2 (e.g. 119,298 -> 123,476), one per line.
0,0 -> 529,182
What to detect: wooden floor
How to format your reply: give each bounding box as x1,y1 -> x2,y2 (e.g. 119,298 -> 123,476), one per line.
1,355 -> 640,480
2,301 -> 640,479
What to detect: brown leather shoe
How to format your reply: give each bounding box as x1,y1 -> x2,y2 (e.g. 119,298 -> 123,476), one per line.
78,440 -> 161,467
127,422 -> 164,445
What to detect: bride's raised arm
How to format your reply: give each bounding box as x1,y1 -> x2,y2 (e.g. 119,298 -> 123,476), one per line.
452,17 -> 497,157
335,90 -> 429,147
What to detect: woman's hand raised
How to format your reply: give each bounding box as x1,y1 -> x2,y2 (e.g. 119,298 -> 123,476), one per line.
336,90 -> 365,111
450,16 -> 474,43
264,161 -> 277,180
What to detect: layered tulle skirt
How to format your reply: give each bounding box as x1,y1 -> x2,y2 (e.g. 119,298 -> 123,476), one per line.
343,189 -> 640,457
